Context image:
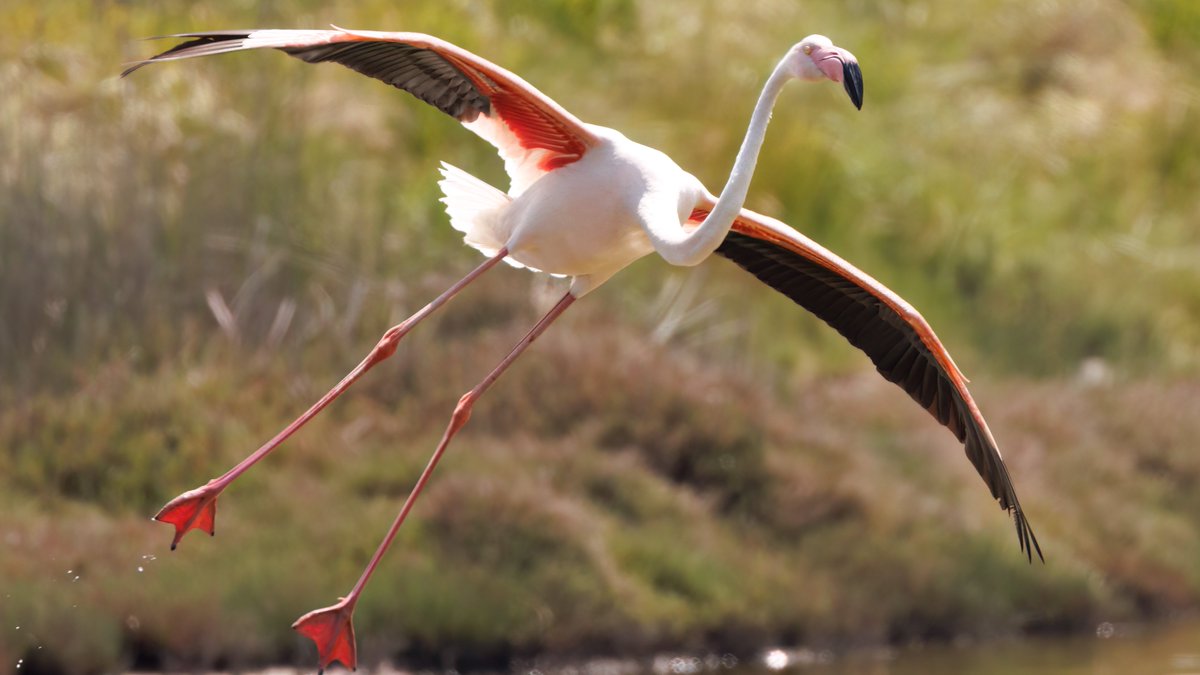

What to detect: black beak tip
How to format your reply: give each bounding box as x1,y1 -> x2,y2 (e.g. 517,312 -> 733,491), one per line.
843,61 -> 864,110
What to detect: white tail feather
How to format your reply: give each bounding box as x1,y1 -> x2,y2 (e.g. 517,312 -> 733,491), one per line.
436,162 -> 523,267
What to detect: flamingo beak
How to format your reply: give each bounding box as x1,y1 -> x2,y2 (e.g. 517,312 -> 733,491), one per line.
844,59 -> 864,109
813,46 -> 864,110
842,59 -> 864,110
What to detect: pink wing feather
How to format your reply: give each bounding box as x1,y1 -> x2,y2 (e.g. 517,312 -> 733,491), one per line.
123,28 -> 598,194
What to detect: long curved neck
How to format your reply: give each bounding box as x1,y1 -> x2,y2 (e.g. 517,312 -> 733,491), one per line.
653,57 -> 792,267
704,59 -> 792,236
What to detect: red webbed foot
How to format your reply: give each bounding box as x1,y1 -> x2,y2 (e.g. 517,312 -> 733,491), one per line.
293,598 -> 358,672
153,481 -> 222,550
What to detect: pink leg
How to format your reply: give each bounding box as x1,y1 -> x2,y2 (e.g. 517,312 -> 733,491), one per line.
154,249 -> 511,549
293,291 -> 577,673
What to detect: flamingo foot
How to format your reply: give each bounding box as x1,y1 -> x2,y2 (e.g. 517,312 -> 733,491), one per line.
293,598 -> 358,672
153,481 -> 222,550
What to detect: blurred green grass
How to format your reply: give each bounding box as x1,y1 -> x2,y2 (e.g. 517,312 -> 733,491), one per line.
3,0 -> 1200,672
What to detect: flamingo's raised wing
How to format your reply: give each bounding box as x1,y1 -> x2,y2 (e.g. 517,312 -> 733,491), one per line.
123,28 -> 598,195
693,201 -> 1042,562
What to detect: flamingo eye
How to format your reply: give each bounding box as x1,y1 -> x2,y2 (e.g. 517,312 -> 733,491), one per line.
802,44 -> 814,55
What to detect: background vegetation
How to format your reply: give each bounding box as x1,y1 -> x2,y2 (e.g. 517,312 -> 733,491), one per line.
2,0 -> 1199,672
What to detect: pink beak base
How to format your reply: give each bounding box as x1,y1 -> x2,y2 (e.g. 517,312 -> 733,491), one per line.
813,46 -> 864,109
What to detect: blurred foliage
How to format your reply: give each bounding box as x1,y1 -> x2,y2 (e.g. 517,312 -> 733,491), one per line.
4,333 -> 1200,672
3,0 -> 1200,672
3,0 -> 1199,387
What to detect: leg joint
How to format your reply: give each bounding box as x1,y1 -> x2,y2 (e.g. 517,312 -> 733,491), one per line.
450,392 -> 475,427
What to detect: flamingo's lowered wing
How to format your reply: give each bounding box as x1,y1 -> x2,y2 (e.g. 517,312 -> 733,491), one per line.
123,28 -> 598,195
693,200 -> 1042,562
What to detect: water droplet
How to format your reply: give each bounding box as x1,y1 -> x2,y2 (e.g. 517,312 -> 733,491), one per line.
14,625 -> 19,630
137,566 -> 144,573
764,650 -> 788,671
16,658 -> 23,669
72,575 -> 80,582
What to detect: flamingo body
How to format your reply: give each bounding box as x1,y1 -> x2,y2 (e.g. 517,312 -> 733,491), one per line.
449,125 -> 706,294
125,27 -> 1038,672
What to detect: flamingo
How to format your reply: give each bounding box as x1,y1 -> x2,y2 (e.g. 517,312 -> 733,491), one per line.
124,28 -> 1040,672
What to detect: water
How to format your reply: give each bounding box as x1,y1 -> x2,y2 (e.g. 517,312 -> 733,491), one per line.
734,620 -> 1200,675
109,620 -> 1200,674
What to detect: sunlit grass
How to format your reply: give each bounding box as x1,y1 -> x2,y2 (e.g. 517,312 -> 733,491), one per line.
4,0 -> 1200,386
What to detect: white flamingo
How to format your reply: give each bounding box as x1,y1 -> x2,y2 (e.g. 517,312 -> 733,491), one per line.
126,28 -> 1039,671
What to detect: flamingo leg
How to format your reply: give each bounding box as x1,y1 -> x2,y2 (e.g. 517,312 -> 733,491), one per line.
293,291 -> 577,672
154,248 -> 511,549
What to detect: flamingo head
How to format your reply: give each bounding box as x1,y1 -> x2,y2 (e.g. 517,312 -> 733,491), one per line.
788,35 -> 864,110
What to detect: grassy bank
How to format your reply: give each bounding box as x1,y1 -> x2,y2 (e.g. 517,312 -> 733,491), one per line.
3,0 -> 1200,672
3,318 -> 1200,672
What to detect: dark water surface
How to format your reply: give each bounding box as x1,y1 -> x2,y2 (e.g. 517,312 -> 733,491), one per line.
731,620 -> 1200,675
122,621 -> 1199,674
